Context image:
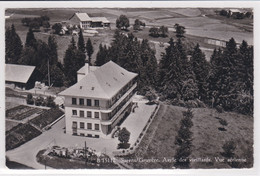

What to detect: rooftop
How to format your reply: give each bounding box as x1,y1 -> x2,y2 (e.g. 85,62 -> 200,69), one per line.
5,64 -> 36,84
77,64 -> 99,74
73,12 -> 92,21
59,61 -> 138,99
90,17 -> 110,23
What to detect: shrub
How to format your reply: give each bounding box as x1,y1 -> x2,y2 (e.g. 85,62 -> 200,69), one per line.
26,93 -> 34,105
118,127 -> 130,146
35,96 -> 44,106
216,105 -> 224,113
222,140 -> 236,158
181,116 -> 193,128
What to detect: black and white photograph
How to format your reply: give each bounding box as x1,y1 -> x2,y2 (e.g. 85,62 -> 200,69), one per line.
2,1 -> 257,173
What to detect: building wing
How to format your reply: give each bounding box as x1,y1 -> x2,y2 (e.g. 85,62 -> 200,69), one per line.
5,64 -> 36,84
59,61 -> 138,99
90,17 -> 110,23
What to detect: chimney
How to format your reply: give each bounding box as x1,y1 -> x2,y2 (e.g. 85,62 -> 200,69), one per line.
85,62 -> 89,75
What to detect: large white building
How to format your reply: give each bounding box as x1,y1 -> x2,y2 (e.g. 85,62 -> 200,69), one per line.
59,61 -> 138,138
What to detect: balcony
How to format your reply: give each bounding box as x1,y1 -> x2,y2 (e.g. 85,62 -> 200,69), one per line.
101,83 -> 137,113
100,97 -> 133,125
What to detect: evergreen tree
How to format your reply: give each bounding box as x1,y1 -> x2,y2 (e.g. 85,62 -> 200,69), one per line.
25,27 -> 36,48
5,24 -> 23,64
78,29 -> 85,53
64,37 -> 86,86
86,38 -> 94,65
174,23 -> 185,38
95,44 -> 108,66
190,44 -> 209,101
47,35 -> 58,65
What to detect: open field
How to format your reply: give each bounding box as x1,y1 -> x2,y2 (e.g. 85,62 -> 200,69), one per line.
121,104 -> 253,169
6,8 -> 253,63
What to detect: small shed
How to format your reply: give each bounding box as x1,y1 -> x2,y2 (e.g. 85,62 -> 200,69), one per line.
5,64 -> 37,90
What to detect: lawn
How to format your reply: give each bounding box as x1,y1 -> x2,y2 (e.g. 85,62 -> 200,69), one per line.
121,104 -> 253,169
29,108 -> 64,129
190,108 -> 253,168
6,123 -> 42,151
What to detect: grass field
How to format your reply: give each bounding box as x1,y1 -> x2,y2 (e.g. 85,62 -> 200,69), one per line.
5,8 -> 253,64
122,104 -> 253,169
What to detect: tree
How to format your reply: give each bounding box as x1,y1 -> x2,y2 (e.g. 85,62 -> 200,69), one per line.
86,38 -> 94,64
29,21 -> 40,31
64,37 -> 85,86
78,29 -> 85,53
48,35 -> 58,65
95,44 -> 108,66
149,27 -> 160,37
26,93 -> 34,105
118,127 -> 130,144
5,24 -> 23,64
46,96 -> 56,108
160,25 -> 168,37
222,140 -> 236,158
116,15 -> 130,30
190,44 -> 209,101
144,86 -> 157,103
25,28 -> 36,48
52,23 -> 62,34
133,19 -> 145,31
42,21 -> 50,32
174,23 -> 185,38
49,65 -> 65,87
21,18 -> 31,26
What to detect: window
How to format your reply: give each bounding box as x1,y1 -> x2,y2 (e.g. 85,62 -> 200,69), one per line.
80,122 -> 85,129
87,123 -> 92,130
94,135 -> 100,138
87,134 -> 92,137
80,133 -> 84,136
87,99 -> 92,106
72,98 -> 77,105
95,124 -> 99,131
79,98 -> 84,105
72,121 -> 77,129
94,100 -> 99,107
72,110 -> 77,116
80,111 -> 84,117
87,111 -> 92,118
94,112 -> 99,119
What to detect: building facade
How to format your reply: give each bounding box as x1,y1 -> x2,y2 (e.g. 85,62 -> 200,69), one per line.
59,61 -> 138,138
69,12 -> 110,30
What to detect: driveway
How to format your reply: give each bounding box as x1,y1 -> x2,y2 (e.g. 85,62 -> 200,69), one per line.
6,118 -> 118,169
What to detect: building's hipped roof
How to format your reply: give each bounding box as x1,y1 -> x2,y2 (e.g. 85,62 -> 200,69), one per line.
71,12 -> 92,21
91,17 -> 110,23
60,61 -> 138,99
5,64 -> 36,84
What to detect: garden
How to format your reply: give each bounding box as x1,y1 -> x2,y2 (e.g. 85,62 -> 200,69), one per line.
29,108 -> 64,129
6,105 -> 46,121
6,123 -> 42,151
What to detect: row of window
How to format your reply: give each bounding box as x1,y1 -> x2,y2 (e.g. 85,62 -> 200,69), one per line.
72,110 -> 99,119
73,121 -> 100,131
72,98 -> 99,107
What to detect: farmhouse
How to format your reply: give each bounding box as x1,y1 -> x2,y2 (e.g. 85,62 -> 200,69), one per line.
59,61 -> 138,138
5,64 -> 37,90
69,12 -> 110,29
